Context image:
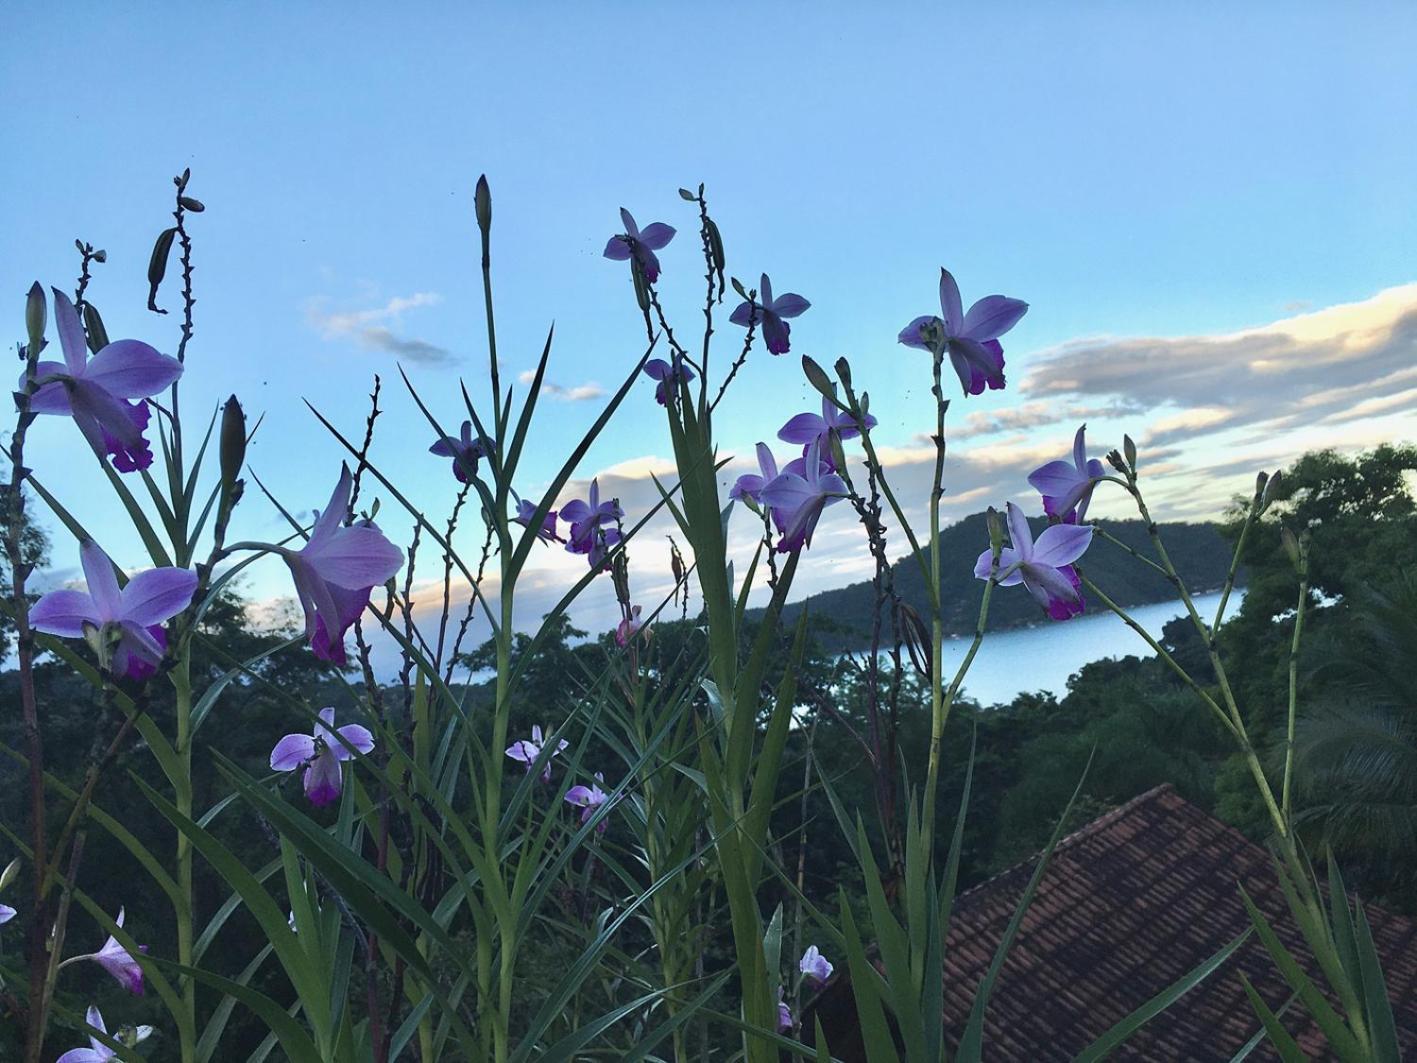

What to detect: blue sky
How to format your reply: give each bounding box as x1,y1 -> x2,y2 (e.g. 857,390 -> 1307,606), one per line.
4,2 -> 1415,661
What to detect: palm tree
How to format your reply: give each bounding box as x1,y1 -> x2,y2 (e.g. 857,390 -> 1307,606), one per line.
1291,569 -> 1417,900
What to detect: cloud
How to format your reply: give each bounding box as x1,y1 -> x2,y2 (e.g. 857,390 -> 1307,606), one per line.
1021,283 -> 1417,448
950,399 -> 1148,440
517,369 -> 605,402
306,291 -> 454,365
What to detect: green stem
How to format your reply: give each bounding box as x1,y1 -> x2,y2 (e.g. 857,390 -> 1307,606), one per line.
1128,484 -> 1286,839
173,659 -> 197,1063
1282,555 -> 1309,820
922,354 -> 949,842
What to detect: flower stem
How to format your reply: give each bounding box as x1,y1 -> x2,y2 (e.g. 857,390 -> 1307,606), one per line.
1283,541 -> 1309,820
173,657 -> 197,1063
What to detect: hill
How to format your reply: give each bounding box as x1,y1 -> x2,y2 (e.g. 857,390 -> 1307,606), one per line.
756,513 -> 1239,650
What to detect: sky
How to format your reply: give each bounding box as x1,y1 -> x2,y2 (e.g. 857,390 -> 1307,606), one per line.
3,2 -> 1415,672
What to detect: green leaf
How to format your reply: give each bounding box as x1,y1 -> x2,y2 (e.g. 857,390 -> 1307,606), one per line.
155,958 -> 324,1063
1237,884 -> 1366,1061
1239,973 -> 1308,1063
1354,901 -> 1401,1062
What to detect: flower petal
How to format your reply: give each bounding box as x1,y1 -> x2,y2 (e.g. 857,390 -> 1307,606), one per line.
83,341 -> 182,399
310,466 -> 353,546
728,300 -> 756,327
961,296 -> 1028,342
51,288 -> 89,374
271,733 -> 317,771
618,208 -> 638,237
24,365 -> 74,413
303,751 -> 343,806
938,269 -> 964,335
602,236 -> 632,261
777,413 -> 825,445
974,546 -> 1023,584
897,315 -> 939,351
80,540 -> 122,620
29,589 -> 100,637
1027,460 -> 1083,498
1004,502 -> 1034,557
761,311 -> 790,354
303,526 -> 404,589
772,293 -> 810,318
637,222 -> 675,250
119,567 -> 197,626
332,723 -> 375,760
1031,523 -> 1094,568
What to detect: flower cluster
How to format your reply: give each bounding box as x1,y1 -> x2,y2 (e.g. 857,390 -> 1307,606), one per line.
974,426 -> 1108,621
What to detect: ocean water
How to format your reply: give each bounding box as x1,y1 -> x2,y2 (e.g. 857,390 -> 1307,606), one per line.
936,590 -> 1243,707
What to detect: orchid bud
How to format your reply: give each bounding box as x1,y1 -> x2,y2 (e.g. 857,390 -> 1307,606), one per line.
828,432 -> 848,478
631,257 -> 650,311
678,187 -> 696,201
147,227 -> 178,314
220,396 -> 246,490
1106,449 -> 1128,475
611,551 -> 631,606
0,856 -> 19,891
706,217 -> 725,274
801,356 -> 835,402
834,357 -> 853,392
1280,526 -> 1302,569
730,276 -> 748,300
986,506 -> 1004,555
83,303 -> 110,354
1261,470 -> 1283,512
92,249 -> 107,263
1254,470 -> 1269,500
1123,434 -> 1137,471
475,175 -> 492,234
25,282 -> 46,355
898,601 -> 932,681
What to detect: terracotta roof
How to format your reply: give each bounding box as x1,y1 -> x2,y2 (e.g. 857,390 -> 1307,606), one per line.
939,784 -> 1417,1060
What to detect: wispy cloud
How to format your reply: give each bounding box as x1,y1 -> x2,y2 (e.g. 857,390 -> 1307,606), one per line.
517,369 -> 605,402
1021,283 -> 1417,448
306,291 -> 454,365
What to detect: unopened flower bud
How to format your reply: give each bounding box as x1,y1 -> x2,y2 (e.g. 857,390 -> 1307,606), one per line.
220,396 -> 247,490
897,601 -> 932,681
83,303 -> 110,353
0,856 -> 19,891
179,196 -> 205,213
1280,526 -> 1302,569
801,356 -> 835,402
828,432 -> 848,477
1254,470 -> 1269,499
25,282 -> 46,354
631,257 -> 651,311
986,506 -> 1004,554
475,175 -> 492,234
1106,449 -> 1128,475
93,249 -> 107,263
834,357 -> 853,392
1123,434 -> 1137,471
1260,469 -> 1283,512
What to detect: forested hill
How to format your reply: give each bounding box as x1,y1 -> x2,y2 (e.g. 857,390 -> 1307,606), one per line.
756,513 -> 1239,650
